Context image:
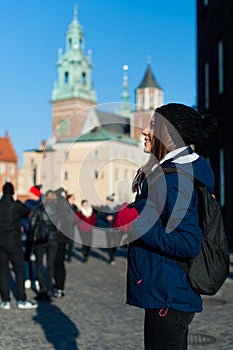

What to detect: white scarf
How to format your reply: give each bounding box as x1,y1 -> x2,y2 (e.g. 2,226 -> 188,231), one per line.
80,206 -> 93,218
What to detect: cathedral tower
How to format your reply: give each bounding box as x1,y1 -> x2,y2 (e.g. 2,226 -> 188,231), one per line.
131,58 -> 163,140
136,59 -> 163,111
51,6 -> 97,141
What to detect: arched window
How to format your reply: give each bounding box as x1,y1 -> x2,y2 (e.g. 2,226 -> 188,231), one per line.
64,72 -> 69,84
79,39 -> 83,50
69,38 -> 72,49
0,163 -> 6,174
82,72 -> 86,85
149,92 -> 154,109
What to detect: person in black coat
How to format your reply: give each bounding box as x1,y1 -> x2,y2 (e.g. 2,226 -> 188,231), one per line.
0,182 -> 37,309
97,195 -> 120,265
65,194 -> 78,262
53,189 -> 77,298
31,189 -> 60,301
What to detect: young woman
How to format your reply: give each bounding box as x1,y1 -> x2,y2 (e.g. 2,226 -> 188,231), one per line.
113,103 -> 217,350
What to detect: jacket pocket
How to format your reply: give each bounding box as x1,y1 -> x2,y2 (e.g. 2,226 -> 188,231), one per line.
127,247 -> 149,305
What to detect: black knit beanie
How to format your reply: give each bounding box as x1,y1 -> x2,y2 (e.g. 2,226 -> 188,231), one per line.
155,103 -> 218,146
3,182 -> 14,195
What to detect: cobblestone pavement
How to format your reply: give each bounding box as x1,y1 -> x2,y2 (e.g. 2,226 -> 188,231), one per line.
0,244 -> 233,350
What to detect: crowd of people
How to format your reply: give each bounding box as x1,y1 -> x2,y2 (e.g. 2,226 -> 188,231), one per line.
0,182 -> 121,309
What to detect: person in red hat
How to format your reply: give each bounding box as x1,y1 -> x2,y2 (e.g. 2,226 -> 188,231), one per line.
29,185 -> 41,198
21,185 -> 42,290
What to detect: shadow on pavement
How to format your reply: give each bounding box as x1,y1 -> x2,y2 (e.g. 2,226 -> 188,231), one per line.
33,301 -> 79,350
72,244 -> 128,264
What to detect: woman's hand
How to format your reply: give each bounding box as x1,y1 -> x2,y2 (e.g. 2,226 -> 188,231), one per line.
112,203 -> 139,233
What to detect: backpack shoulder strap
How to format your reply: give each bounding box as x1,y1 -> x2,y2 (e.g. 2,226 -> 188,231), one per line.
162,167 -> 205,188
162,166 -> 201,274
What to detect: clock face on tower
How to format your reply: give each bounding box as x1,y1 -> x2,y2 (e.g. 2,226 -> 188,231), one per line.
58,118 -> 70,135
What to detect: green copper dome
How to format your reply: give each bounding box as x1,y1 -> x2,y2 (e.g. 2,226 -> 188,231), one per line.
52,6 -> 97,102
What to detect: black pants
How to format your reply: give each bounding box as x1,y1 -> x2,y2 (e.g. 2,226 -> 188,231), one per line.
144,308 -> 194,350
66,239 -> 74,261
107,247 -> 117,261
35,240 -> 57,292
0,245 -> 26,301
105,229 -> 119,261
54,242 -> 67,290
79,230 -> 93,258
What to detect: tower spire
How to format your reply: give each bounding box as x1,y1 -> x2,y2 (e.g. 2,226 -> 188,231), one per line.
52,6 -> 96,103
123,65 -> 129,90
73,4 -> 78,20
118,65 -> 131,118
135,58 -> 163,111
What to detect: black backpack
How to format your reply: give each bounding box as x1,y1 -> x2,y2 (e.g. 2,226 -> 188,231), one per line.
163,167 -> 230,296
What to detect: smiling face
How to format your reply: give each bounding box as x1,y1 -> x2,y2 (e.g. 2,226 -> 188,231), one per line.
142,114 -> 156,154
142,112 -> 176,162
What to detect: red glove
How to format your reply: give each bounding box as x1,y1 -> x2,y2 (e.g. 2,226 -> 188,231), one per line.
113,202 -> 139,233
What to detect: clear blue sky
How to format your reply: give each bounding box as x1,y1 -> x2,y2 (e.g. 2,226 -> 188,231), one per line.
0,0 -> 196,167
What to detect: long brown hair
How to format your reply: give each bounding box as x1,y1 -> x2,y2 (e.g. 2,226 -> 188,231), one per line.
142,112 -> 172,175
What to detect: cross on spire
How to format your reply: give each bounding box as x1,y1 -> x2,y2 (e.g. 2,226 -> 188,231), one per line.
123,65 -> 129,88
147,54 -> 152,65
73,5 -> 78,20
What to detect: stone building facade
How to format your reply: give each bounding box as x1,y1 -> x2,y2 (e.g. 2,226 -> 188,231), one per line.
18,7 -> 161,206
0,131 -> 18,194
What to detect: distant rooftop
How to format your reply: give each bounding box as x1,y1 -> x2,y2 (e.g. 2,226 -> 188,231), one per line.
0,131 -> 18,162
95,109 -> 130,134
137,64 -> 162,89
58,127 -> 138,145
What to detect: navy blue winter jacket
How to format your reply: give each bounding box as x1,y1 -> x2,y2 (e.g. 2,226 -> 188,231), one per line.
126,146 -> 215,313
